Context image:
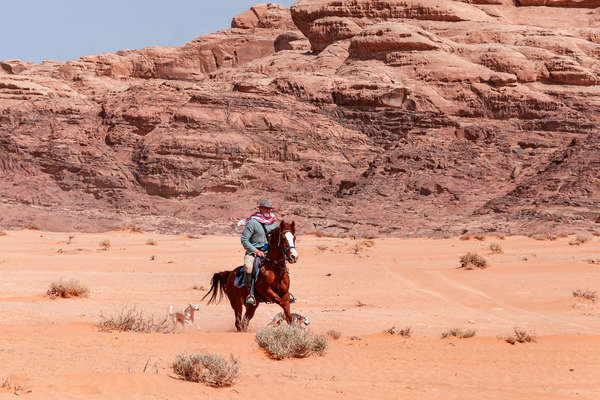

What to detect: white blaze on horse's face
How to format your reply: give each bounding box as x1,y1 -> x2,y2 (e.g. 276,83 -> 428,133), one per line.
284,231 -> 298,263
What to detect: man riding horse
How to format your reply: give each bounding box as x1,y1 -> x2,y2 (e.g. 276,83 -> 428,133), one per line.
239,199 -> 278,306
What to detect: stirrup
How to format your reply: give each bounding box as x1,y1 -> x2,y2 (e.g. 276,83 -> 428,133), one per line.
245,295 -> 256,306
289,292 -> 296,304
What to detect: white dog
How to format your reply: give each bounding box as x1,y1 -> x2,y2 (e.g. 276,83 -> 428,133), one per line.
268,312 -> 310,328
168,303 -> 200,331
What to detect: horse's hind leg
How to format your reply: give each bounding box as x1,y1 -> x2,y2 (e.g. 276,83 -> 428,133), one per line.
241,304 -> 258,332
228,294 -> 244,332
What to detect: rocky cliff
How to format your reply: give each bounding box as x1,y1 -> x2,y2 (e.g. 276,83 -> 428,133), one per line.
1,1 -> 599,236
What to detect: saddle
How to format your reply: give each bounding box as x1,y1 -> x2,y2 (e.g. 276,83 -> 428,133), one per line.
234,256 -> 262,289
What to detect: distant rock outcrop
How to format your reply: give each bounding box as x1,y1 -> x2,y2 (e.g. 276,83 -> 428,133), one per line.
1,1 -> 599,236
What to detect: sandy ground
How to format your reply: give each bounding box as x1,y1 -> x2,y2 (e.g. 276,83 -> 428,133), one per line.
0,229 -> 599,399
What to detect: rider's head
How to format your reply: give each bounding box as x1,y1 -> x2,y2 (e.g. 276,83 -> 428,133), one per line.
258,199 -> 273,216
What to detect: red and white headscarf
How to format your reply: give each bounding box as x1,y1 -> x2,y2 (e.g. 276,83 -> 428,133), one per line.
237,211 -> 277,229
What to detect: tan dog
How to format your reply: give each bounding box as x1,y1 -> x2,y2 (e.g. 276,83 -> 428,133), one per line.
168,303 -> 200,331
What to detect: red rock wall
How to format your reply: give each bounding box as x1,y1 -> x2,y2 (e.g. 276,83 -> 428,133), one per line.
0,1 -> 599,236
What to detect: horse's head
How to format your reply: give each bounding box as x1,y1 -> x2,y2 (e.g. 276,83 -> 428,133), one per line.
279,220 -> 298,264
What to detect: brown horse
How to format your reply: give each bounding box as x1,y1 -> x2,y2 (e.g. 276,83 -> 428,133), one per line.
202,220 -> 298,332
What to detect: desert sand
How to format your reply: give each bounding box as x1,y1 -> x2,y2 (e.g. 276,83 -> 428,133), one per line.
1,229 -> 599,399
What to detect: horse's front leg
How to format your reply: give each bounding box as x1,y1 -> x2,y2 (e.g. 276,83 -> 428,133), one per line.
241,304 -> 258,332
278,293 -> 292,324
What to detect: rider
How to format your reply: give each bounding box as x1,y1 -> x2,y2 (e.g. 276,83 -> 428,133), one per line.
240,199 -> 278,306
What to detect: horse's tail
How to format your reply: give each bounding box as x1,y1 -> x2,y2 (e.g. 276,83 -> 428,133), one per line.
202,271 -> 229,305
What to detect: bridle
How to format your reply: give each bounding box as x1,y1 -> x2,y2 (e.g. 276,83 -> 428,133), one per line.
278,229 -> 296,264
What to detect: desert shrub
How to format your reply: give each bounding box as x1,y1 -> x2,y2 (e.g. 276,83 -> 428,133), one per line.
326,329 -> 341,340
572,289 -> 597,302
459,235 -> 471,241
99,239 -> 111,250
569,233 -> 591,246
385,326 -> 412,338
529,233 -> 556,241
459,253 -> 488,269
474,235 -> 485,241
256,324 -> 329,359
314,229 -> 325,238
146,238 -> 157,246
489,242 -> 503,254
172,353 -> 239,387
312,335 -> 329,356
1,377 -> 27,394
192,285 -> 205,291
48,279 -> 89,298
506,328 -> 536,344
441,328 -> 476,339
23,224 -> 39,230
96,305 -> 170,333
0,231 -> 7,236
186,233 -> 201,239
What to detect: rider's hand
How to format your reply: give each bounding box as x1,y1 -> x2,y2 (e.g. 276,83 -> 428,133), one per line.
254,250 -> 265,258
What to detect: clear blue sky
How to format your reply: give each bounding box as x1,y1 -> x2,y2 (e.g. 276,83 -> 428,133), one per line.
1,1 -> 296,63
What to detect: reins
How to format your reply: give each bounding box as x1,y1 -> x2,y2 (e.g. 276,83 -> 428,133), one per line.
263,227 -> 292,275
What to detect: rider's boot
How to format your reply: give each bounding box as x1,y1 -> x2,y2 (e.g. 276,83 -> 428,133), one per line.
245,272 -> 256,306
289,292 -> 296,304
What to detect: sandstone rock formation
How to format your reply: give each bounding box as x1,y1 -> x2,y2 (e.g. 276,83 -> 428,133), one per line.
1,1 -> 599,236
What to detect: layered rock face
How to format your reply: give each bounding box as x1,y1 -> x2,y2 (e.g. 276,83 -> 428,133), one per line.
1,1 -> 599,236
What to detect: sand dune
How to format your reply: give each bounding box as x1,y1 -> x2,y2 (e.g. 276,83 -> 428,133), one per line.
1,230 -> 599,399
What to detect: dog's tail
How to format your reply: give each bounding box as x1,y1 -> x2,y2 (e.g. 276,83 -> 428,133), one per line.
202,271 -> 230,305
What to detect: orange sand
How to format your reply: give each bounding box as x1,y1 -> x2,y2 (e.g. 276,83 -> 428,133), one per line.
1,230 -> 599,399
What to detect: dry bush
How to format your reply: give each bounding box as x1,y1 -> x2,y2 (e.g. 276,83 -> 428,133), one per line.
356,300 -> 367,307
172,353 -> 239,387
385,326 -> 412,338
1,377 -> 27,394
569,233 -> 591,246
48,279 -> 89,298
99,239 -> 111,250
326,329 -> 341,340
459,253 -> 488,269
441,328 -> 476,339
314,229 -> 325,238
146,238 -> 157,246
0,231 -> 7,236
186,233 -> 201,239
474,234 -> 485,241
23,224 -> 39,230
572,289 -> 597,302
489,242 -> 503,254
96,305 -> 170,333
255,324 -> 329,359
459,235 -> 471,241
529,233 -> 556,241
506,328 -> 536,344
192,285 -> 205,291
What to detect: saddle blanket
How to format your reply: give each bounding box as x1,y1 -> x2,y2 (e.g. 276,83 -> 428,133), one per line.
234,257 -> 262,288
